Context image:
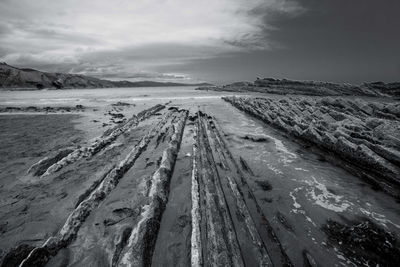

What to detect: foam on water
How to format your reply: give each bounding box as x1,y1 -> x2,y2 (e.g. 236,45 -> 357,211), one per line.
294,167 -> 309,172
304,176 -> 352,213
360,208 -> 400,229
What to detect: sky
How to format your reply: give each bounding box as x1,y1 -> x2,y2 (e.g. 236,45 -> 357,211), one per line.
0,0 -> 399,84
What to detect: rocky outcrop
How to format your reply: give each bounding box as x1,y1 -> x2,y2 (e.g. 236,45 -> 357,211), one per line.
362,82 -> 400,97
17,109 -> 186,267
252,78 -> 380,96
191,111 -> 292,267
224,96 -> 400,198
37,104 -> 165,177
118,109 -> 188,267
198,77 -> 400,97
0,105 -> 85,113
322,219 -> 400,266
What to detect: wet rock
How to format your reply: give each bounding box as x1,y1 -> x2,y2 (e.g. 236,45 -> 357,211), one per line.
224,96 -> 400,198
113,207 -> 137,217
108,112 -> 124,119
0,105 -> 85,113
104,208 -> 138,227
111,227 -> 132,267
1,244 -> 35,267
370,144 -> 400,167
40,104 -> 164,177
261,197 -> 273,203
0,222 -> 8,234
322,219 -> 400,266
117,110 -> 188,266
255,180 -> 272,191
26,106 -> 38,112
145,161 -> 155,168
17,108 -> 175,266
303,250 -> 318,267
111,102 -> 132,107
276,211 -> 294,232
27,148 -> 74,176
188,115 -> 197,122
239,157 -> 255,176
241,134 -> 270,142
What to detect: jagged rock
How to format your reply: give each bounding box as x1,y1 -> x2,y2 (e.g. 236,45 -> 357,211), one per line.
27,148 -> 74,176
199,77 -> 397,96
322,219 -> 400,266
301,126 -> 323,144
242,134 -> 270,142
223,96 -> 400,197
1,244 -> 35,267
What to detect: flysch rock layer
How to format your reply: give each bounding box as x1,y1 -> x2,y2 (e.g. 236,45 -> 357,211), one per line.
30,104 -> 165,178
190,111 -> 293,267
191,138 -> 202,267
117,109 -> 188,267
197,77 -> 400,97
223,96 -> 400,198
16,109 -> 181,267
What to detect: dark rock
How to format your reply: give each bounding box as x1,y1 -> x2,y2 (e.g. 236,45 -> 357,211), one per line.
276,211 -> 294,232
242,134 -> 270,142
224,96 -> 400,198
239,157 -> 255,176
111,102 -> 132,107
322,219 -> 400,266
27,148 -> 74,176
303,250 -> 318,267
1,244 -> 35,267
255,180 -> 272,191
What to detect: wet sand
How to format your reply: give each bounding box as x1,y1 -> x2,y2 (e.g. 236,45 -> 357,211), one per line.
0,87 -> 399,266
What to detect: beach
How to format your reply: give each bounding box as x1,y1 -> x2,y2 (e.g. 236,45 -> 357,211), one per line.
0,87 -> 399,266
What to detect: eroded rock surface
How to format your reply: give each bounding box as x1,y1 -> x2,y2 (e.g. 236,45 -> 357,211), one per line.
197,78 -> 400,97
322,219 -> 400,266
1,99 -> 399,267
224,96 -> 400,198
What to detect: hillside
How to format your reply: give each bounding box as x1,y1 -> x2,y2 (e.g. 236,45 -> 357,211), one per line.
0,63 -> 212,90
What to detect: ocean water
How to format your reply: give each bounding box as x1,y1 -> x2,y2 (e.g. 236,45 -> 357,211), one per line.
0,86 -> 238,106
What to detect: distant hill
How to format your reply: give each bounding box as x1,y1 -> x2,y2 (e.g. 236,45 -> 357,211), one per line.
0,63 -> 213,90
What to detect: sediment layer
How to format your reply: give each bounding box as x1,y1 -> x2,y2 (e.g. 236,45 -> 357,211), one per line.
118,110 -> 188,267
190,111 -> 292,267
15,108 -> 184,267
197,77 -> 400,97
35,104 -> 164,178
224,96 -> 400,198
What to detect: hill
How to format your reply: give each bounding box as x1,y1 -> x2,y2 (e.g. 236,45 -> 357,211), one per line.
0,63 -> 212,90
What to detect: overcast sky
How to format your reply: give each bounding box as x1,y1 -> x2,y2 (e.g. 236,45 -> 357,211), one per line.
0,0 -> 399,84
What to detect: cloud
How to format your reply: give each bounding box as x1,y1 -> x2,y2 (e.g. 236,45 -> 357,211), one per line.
0,0 -> 303,81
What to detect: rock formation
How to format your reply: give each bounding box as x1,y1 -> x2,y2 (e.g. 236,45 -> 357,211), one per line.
224,96 -> 400,198
198,77 -> 400,97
